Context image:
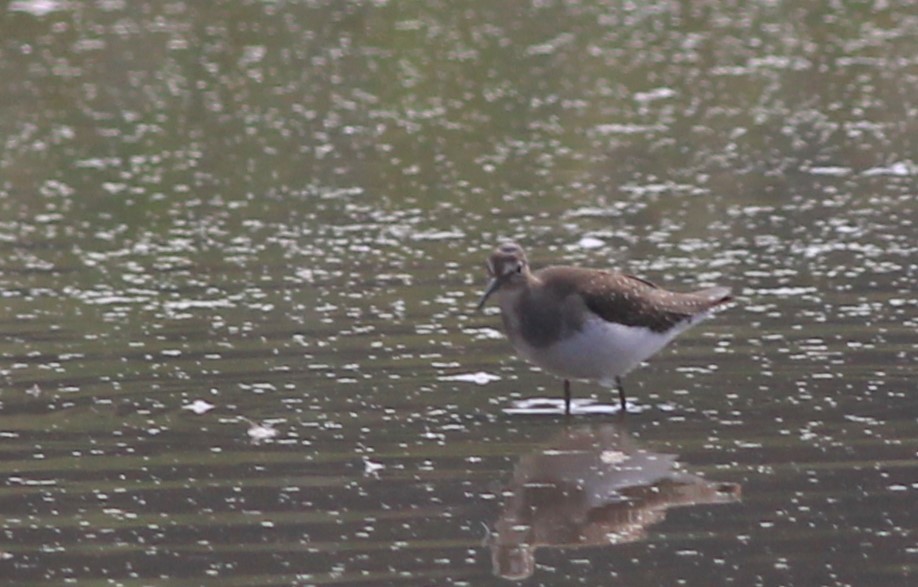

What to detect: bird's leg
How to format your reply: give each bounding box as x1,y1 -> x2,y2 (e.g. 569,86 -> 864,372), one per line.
563,379 -> 571,416
616,376 -> 627,413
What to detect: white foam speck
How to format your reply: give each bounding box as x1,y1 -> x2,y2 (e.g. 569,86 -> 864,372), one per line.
411,229 -> 465,241
164,299 -> 235,311
806,166 -> 851,176
363,458 -> 385,475
576,236 -> 605,249
182,400 -> 215,415
439,372 -> 500,385
247,422 -> 278,441
754,286 -> 818,296
9,0 -> 67,16
464,328 -> 504,340
633,87 -> 676,103
862,161 -> 913,176
593,123 -> 666,135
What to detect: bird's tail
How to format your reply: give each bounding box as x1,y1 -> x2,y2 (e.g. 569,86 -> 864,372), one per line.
695,286 -> 733,309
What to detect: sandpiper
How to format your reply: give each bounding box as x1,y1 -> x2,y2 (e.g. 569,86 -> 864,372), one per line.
477,242 -> 732,414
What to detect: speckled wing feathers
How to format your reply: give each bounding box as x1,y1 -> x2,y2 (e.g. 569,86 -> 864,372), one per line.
537,267 -> 731,334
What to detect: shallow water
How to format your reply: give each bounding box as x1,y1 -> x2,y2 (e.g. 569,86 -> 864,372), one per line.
1,1 -> 915,585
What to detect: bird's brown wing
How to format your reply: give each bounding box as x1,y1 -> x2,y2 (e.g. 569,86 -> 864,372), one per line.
578,272 -> 691,333
540,269 -> 729,333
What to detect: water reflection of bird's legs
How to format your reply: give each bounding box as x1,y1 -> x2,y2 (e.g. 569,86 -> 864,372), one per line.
563,379 -> 571,416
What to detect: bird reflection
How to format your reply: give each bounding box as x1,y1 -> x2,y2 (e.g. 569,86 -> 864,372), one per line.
490,424 -> 740,580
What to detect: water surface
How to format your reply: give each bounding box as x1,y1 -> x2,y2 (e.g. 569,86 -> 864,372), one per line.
0,1 -> 915,585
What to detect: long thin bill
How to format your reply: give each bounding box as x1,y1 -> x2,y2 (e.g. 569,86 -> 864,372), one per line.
476,278 -> 500,310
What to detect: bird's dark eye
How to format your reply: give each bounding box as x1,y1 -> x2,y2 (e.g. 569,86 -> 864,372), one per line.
516,263 -> 523,273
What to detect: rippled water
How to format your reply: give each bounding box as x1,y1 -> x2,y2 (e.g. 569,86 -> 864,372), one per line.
1,1 -> 915,585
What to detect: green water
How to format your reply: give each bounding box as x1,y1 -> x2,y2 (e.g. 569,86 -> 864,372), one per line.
0,1 -> 915,585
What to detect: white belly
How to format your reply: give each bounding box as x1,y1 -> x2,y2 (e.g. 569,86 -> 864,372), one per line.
511,315 -> 697,384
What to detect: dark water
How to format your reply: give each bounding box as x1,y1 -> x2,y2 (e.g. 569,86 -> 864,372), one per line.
1,0 -> 915,585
